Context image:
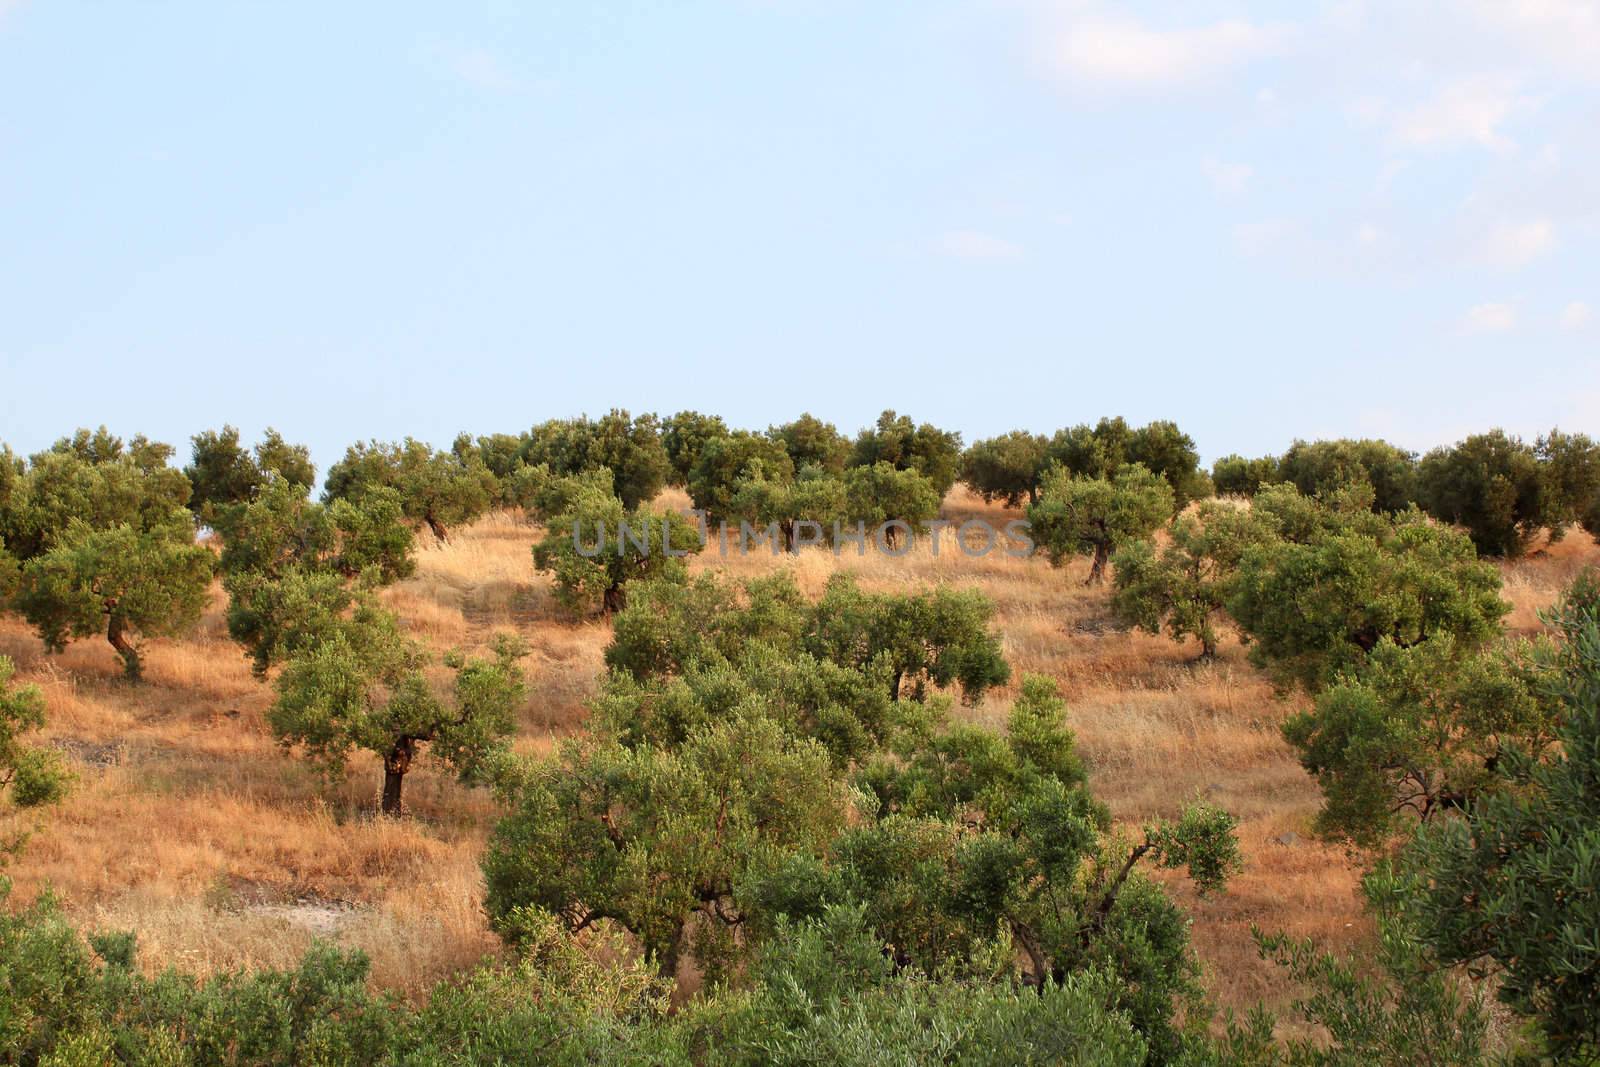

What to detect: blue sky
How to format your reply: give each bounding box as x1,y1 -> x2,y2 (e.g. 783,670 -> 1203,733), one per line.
2,1 -> 1596,471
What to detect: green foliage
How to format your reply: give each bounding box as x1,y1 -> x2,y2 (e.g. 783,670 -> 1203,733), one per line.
1028,463 -> 1174,584
1390,573 -> 1600,1059
841,462 -> 941,547
849,410 -> 963,497
532,483 -> 703,615
1536,427 -> 1600,543
726,467 -> 848,552
1416,429 -> 1545,558
483,714 -> 856,981
686,431 -> 794,522
1111,500 -> 1277,658
1210,453 -> 1280,497
769,413 -> 850,475
1282,636 -> 1548,845
1227,495 -> 1508,691
323,438 -> 496,541
0,657 -> 70,861
1276,438 -> 1417,513
1219,876 -> 1494,1067
14,517 -> 213,680
0,430 -> 192,562
961,430 -> 1050,506
1048,418 -> 1206,511
661,411 -> 729,488
269,617 -> 525,814
217,477 -> 415,675
808,573 -> 1010,703
185,425 -> 315,524
520,410 -> 672,510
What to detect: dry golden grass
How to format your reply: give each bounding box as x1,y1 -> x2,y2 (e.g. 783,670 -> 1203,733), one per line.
3,491 -> 1595,1014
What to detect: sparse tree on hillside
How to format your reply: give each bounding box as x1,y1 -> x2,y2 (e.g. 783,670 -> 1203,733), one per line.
728,468 -> 848,551
0,655 -> 71,860
842,463 -> 940,548
1228,495 -> 1508,691
1,434 -> 211,681
270,617 -> 525,815
14,516 -> 213,680
806,574 -> 1010,703
533,481 -> 702,615
1392,573 -> 1600,1059
1111,500 -> 1277,659
519,411 -> 672,510
185,425 -> 315,525
1536,428 -> 1600,543
1282,635 -> 1548,845
217,477 -> 415,675
1028,464 -> 1173,584
771,414 -> 851,475
962,431 -> 1050,506
323,438 -> 496,542
1276,438 -> 1417,514
1048,418 -> 1206,511
1210,453 -> 1280,497
850,411 -> 963,497
661,410 -> 729,487
1416,430 -> 1544,558
686,431 -> 795,522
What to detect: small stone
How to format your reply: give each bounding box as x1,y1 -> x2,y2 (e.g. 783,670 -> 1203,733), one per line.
1274,831 -> 1299,846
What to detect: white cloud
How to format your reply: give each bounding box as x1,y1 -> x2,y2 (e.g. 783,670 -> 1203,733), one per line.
1202,157 -> 1253,195
1476,219 -> 1556,268
1044,14 -> 1293,89
439,45 -> 520,91
1467,0 -> 1600,82
937,230 -> 1023,261
1233,219 -> 1296,256
1462,302 -> 1518,333
1387,77 -> 1531,151
1561,300 -> 1593,330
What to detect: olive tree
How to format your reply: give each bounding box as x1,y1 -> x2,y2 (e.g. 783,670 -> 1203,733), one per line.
806,573 -> 1010,703
661,410 -> 729,487
1228,495 -> 1508,691
1027,463 -> 1173,584
323,438 -> 496,541
770,414 -> 850,475
728,469 -> 848,551
849,411 -> 963,497
0,655 -> 71,861
1210,453 -> 1280,497
13,517 -> 213,680
270,616 -> 525,815
1048,418 -> 1206,511
1390,574 -> 1600,1059
1277,438 -> 1417,513
2,433 -> 211,681
1536,428 -> 1600,542
1416,430 -> 1544,557
520,410 -> 672,510
686,431 -> 794,522
1111,500 -> 1276,658
1282,635 -> 1548,845
962,431 -> 1050,506
841,462 -> 940,547
533,481 -> 702,615
185,426 -> 315,524
217,477 -> 415,675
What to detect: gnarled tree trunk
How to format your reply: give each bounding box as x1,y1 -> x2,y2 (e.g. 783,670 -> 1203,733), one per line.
381,737 -> 416,815
106,613 -> 141,681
